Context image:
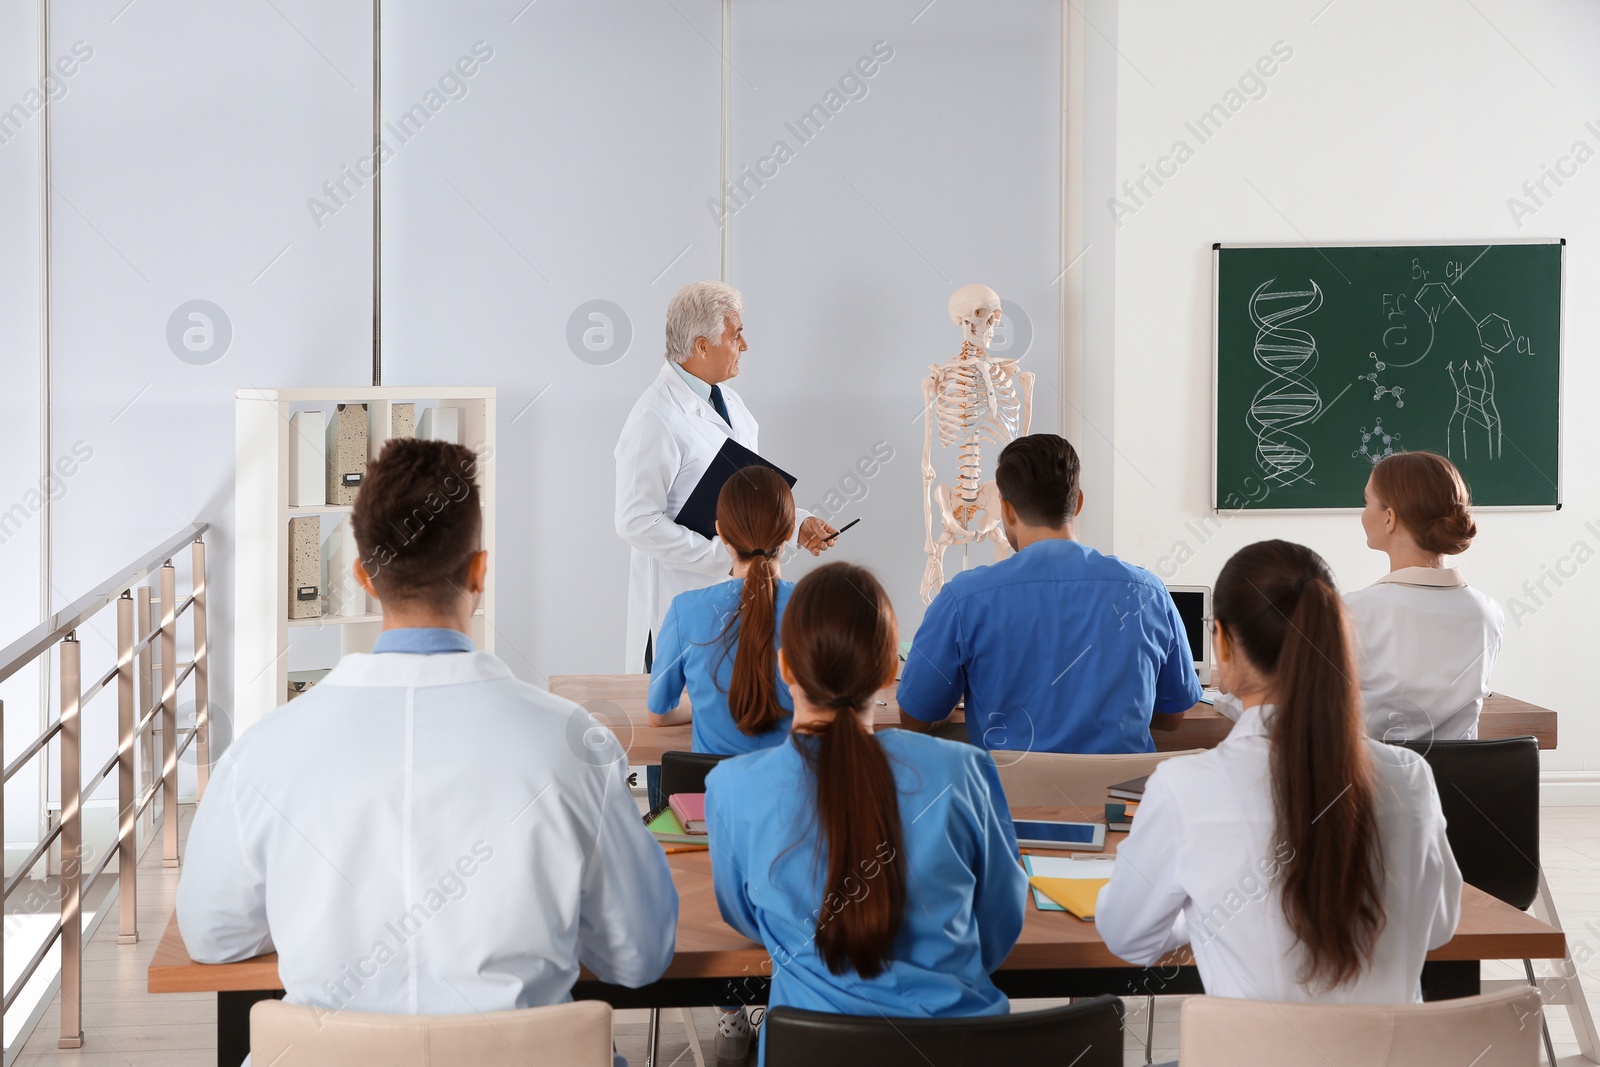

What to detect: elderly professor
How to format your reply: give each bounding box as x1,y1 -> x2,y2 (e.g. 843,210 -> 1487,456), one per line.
615,281 -> 835,672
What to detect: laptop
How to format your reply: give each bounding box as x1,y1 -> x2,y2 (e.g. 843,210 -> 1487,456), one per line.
1165,585 -> 1212,686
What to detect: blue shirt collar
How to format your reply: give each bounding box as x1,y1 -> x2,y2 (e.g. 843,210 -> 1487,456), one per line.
370,627 -> 475,655
672,362 -> 715,402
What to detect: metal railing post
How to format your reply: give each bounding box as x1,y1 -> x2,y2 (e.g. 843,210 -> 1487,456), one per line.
136,584 -> 154,844
116,591 -> 137,944
160,562 -> 179,867
0,692 -> 4,1007
58,633 -> 83,1049
192,538 -> 209,799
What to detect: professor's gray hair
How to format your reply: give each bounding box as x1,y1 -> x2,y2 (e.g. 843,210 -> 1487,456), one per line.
664,281 -> 743,364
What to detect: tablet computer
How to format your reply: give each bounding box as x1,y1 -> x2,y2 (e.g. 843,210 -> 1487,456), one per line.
1013,820 -> 1106,852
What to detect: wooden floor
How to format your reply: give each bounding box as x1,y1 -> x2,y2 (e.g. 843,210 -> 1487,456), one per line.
13,806 -> 1600,1066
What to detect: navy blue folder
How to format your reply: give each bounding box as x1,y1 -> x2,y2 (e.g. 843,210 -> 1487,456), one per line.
674,437 -> 796,540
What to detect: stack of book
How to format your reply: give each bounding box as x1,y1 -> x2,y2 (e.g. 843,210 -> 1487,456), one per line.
1105,775 -> 1147,832
644,792 -> 709,849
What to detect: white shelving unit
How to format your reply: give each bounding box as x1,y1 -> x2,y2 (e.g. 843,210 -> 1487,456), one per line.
235,387 -> 497,737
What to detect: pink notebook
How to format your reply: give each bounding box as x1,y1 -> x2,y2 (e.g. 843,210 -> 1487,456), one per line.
668,793 -> 707,835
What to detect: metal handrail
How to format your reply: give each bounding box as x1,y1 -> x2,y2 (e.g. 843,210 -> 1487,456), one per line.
0,523 -> 205,687
2,720 -> 62,785
2,920 -> 63,1014
0,526 -> 211,1049
2,822 -> 65,899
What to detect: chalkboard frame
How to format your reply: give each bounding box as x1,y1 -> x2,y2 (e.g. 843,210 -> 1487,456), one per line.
1210,239 -> 1564,513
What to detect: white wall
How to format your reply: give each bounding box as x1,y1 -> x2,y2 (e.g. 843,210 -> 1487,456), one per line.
726,0 -> 1062,625
0,0 -> 373,831
1105,0 -> 1600,778
378,0 -> 1061,674
6,0 -> 1596,815
379,0 -> 723,681
0,0 -> 46,843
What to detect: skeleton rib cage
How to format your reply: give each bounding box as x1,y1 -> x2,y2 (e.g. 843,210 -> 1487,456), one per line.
931,356 -> 1024,518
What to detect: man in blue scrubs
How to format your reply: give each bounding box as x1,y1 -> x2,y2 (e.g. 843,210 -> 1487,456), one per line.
898,434 -> 1202,754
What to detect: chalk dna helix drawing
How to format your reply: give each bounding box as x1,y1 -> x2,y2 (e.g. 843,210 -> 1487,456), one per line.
1246,278 -> 1325,487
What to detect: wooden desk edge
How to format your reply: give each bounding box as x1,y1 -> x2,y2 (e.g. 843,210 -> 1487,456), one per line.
147,899 -> 1566,993
550,678 -> 1559,752
149,915 -> 282,994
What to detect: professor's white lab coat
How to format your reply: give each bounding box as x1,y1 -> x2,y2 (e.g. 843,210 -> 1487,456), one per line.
614,363 -> 809,672
176,651 -> 677,1019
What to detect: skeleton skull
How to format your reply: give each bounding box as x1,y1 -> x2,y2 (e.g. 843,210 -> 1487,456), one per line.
948,284 -> 1003,353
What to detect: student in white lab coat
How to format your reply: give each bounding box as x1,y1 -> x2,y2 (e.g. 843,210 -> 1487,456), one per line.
178,440 -> 676,1056
614,281 -> 836,672
1347,451 -> 1504,741
1097,540 -> 1461,1004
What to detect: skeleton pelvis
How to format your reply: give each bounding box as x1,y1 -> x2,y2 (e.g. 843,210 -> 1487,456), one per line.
935,481 -> 1003,540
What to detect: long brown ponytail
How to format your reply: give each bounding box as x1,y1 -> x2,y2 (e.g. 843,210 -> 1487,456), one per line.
1214,540 -> 1385,990
713,467 -> 795,736
781,563 -> 905,978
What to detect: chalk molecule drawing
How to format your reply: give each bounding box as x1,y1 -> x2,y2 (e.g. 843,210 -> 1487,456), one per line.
1396,281 -> 1527,369
1246,278 -> 1325,487
1447,358 -> 1503,462
1352,420 -> 1400,465
1360,371 -> 1405,408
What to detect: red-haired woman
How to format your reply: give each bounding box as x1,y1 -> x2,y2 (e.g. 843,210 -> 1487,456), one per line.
1348,451 -> 1504,741
705,563 -> 1027,1064
1097,540 -> 1462,1002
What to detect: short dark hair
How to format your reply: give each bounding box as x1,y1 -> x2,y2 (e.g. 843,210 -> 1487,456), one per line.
995,434 -> 1081,527
352,438 -> 483,607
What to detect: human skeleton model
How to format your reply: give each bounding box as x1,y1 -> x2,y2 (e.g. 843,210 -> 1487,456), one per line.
921,284 -> 1035,604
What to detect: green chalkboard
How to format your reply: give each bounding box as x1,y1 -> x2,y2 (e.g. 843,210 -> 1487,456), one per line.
1213,242 -> 1562,510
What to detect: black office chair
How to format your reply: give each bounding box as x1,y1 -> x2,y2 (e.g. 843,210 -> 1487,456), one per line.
764,998 -> 1126,1067
658,750 -> 731,801
1395,736 -> 1550,1063
763,996 -> 1124,1067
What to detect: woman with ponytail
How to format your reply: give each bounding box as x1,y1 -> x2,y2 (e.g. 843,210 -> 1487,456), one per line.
1097,541 -> 1461,1002
705,563 -> 1027,1063
647,467 -> 797,754
1348,451 -> 1504,741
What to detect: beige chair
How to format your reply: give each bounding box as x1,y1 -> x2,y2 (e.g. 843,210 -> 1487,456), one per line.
250,999 -> 614,1067
996,749 -> 1204,809
1178,988 -> 1544,1067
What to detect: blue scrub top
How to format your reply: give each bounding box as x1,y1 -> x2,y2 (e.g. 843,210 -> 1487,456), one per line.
705,730 -> 1027,1063
648,579 -> 795,755
897,539 -> 1202,754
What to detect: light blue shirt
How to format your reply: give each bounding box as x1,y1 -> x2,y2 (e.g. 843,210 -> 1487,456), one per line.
898,539 -> 1202,754
705,730 -> 1027,1064
648,579 -> 795,755
672,362 -> 714,402
370,627 -> 475,655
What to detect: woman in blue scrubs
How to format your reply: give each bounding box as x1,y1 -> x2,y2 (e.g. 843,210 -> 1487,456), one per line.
705,563 -> 1028,1063
647,467 -> 796,754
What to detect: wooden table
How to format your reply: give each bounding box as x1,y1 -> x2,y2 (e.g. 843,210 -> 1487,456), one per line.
550,674 -> 1559,765
151,806 -> 1564,1067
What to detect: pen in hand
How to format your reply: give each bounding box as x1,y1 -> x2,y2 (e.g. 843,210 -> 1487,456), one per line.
823,518 -> 860,543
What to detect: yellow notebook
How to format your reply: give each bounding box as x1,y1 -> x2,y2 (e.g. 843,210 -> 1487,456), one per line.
1028,876 -> 1110,921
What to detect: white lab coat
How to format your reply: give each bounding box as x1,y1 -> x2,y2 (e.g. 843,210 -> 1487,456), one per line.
177,651 -> 677,1024
1344,567 -> 1504,742
614,363 -> 809,672
1096,704 -> 1462,1003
